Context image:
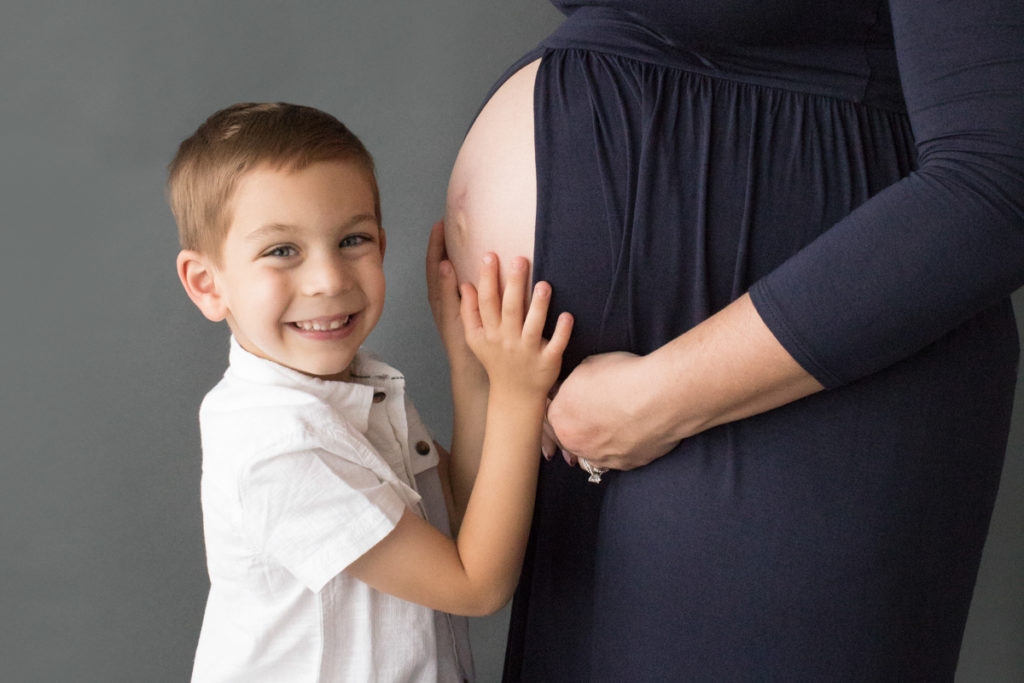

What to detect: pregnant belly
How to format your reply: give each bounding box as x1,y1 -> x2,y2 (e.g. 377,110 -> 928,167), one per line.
444,59 -> 540,287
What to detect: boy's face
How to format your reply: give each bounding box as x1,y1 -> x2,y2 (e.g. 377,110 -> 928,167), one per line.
210,160 -> 385,380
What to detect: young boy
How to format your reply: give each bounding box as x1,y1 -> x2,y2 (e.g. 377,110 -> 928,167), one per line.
168,102 -> 572,682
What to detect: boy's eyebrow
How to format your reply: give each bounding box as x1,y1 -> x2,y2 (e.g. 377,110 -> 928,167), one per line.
244,223 -> 293,241
245,214 -> 379,242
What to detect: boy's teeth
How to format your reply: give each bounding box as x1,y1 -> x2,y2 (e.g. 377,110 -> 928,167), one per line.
296,316 -> 349,331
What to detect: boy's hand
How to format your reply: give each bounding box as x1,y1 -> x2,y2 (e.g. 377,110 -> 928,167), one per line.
460,252 -> 572,399
426,221 -> 483,377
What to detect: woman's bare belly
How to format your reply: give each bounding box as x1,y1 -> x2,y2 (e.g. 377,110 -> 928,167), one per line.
445,59 -> 541,287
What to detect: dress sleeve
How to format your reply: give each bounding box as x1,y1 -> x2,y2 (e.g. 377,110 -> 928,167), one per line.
240,447 -> 408,593
748,0 -> 1024,388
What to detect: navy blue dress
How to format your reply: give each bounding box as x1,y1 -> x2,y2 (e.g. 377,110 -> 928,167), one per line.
493,1 -> 1024,681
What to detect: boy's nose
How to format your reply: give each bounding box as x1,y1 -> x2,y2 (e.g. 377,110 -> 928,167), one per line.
301,254 -> 350,297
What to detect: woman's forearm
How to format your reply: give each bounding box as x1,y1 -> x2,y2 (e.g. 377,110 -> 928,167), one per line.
652,293 -> 824,440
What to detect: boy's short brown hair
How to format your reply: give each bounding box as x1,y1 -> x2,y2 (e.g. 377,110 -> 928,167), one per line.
167,102 -> 380,260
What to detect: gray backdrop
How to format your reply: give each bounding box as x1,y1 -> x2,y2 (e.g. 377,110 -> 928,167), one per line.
1,2 -> 1019,681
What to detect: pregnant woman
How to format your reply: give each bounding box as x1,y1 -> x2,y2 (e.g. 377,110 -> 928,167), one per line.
445,2 -> 1024,680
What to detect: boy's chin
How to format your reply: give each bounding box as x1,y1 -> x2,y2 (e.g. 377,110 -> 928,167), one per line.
309,367 -> 353,382
294,359 -> 354,382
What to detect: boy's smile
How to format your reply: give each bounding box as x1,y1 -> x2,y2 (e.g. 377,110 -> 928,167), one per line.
210,160 -> 386,381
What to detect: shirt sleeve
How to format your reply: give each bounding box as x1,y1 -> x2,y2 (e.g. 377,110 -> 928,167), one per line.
240,447 -> 408,593
748,0 -> 1024,388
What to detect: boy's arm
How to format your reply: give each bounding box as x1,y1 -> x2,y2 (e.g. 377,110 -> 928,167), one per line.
348,251 -> 572,616
426,220 -> 487,531
431,440 -> 458,535
446,367 -> 486,533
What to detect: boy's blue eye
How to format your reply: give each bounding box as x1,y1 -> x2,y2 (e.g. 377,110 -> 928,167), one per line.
340,234 -> 370,248
265,245 -> 297,258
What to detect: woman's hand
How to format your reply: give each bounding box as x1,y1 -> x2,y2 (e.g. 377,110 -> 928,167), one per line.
546,294 -> 825,472
546,351 -> 680,471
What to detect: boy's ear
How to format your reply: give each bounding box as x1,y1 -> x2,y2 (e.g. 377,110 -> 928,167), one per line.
176,250 -> 228,322
378,226 -> 387,259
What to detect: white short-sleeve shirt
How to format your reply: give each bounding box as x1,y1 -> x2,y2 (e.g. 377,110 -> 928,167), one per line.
191,339 -> 473,682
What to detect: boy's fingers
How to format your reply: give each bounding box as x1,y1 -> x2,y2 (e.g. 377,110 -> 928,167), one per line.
426,220 -> 445,263
437,260 -> 460,309
501,257 -> 529,329
459,283 -> 482,334
546,312 -> 574,355
476,253 -> 501,330
521,280 -> 551,339
425,220 -> 446,282
425,221 -> 446,299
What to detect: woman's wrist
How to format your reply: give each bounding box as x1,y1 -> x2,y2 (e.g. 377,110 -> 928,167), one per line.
627,350 -> 700,448
644,293 -> 823,441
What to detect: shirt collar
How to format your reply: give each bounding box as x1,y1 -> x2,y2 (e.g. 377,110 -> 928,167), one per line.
225,337 -> 406,436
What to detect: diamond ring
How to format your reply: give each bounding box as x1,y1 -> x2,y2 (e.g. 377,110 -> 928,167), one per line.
579,458 -> 609,484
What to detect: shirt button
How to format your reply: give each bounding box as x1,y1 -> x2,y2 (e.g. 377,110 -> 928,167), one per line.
372,391 -> 386,404
415,440 -> 431,455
